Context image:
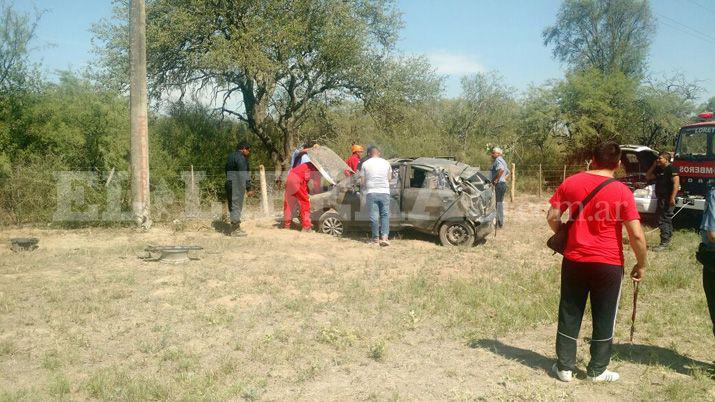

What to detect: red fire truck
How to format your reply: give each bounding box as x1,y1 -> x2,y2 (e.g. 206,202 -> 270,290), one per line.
674,112 -> 715,211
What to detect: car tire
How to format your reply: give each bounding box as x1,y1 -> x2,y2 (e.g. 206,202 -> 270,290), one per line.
318,211 -> 345,237
439,221 -> 475,247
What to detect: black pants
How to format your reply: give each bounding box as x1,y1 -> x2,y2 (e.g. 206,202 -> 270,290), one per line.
556,258 -> 623,377
225,179 -> 246,224
656,198 -> 674,245
704,264 -> 715,336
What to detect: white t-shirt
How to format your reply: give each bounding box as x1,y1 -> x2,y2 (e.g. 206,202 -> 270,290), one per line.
360,157 -> 391,194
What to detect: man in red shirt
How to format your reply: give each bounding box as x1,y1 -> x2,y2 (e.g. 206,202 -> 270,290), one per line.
345,144 -> 364,175
547,142 -> 648,383
283,162 -> 320,231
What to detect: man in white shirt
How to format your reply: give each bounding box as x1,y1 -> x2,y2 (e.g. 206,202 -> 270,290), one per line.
360,146 -> 392,246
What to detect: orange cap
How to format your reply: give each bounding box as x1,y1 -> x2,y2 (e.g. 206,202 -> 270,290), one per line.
351,144 -> 364,153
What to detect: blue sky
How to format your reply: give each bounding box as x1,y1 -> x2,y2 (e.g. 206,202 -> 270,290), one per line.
15,0 -> 715,102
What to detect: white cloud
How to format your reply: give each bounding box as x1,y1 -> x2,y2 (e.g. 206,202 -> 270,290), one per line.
426,52 -> 485,76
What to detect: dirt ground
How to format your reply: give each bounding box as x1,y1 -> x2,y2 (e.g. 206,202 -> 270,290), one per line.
0,196 -> 713,401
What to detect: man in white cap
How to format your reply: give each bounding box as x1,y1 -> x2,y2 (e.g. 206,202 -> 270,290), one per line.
490,147 -> 510,228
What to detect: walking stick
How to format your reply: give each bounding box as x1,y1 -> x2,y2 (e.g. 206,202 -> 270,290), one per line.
629,281 -> 639,343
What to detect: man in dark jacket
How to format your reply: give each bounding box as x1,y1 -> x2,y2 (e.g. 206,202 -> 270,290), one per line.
225,141 -> 252,236
646,151 -> 680,251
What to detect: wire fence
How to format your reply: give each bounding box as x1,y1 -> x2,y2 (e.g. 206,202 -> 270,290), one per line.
0,163 -> 594,226
515,164 -> 592,196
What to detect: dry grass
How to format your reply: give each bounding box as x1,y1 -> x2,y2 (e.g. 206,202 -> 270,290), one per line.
0,196 -> 712,401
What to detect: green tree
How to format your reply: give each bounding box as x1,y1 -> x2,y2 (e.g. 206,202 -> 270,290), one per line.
700,96 -> 715,113
444,72 -> 518,165
359,55 -> 443,135
516,83 -> 562,165
0,0 -> 42,176
0,0 -> 40,91
634,75 -> 700,148
543,0 -> 656,77
93,0 -> 437,174
555,68 -> 638,158
150,102 -> 251,196
11,72 -> 130,170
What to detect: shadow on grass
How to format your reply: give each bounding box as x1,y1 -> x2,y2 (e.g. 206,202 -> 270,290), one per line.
341,228 -> 448,245
276,215 -> 442,245
612,343 -> 713,376
212,220 -> 231,235
470,339 -> 713,377
468,339 -> 552,373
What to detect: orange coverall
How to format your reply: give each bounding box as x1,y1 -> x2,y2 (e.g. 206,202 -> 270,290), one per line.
346,153 -> 360,175
283,163 -> 320,229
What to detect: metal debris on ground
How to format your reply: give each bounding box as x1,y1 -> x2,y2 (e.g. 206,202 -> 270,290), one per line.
143,245 -> 203,264
10,238 -> 39,252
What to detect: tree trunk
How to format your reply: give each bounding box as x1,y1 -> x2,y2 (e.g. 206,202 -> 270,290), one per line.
274,122 -> 297,184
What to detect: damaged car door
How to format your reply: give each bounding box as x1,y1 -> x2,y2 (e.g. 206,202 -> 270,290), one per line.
350,163 -> 403,229
400,164 -> 457,232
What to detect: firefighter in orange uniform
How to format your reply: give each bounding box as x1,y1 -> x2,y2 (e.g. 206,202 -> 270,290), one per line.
283,162 -> 320,231
345,144 -> 364,175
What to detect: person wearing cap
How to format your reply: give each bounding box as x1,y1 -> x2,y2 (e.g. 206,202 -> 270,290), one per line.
346,144 -> 364,175
490,147 -> 510,228
225,141 -> 252,237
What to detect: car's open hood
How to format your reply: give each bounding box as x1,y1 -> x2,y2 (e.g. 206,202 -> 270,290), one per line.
620,145 -> 658,176
306,146 -> 351,185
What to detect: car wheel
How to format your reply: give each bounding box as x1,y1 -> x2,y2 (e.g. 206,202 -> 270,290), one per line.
319,211 -> 344,237
439,221 -> 475,247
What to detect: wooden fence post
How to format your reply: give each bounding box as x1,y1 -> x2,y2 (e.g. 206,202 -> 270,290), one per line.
105,167 -> 116,188
510,163 -> 516,202
538,164 -> 542,198
562,165 -> 567,183
190,164 -> 195,197
259,165 -> 270,216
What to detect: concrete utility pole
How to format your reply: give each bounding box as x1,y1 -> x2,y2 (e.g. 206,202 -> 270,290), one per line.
130,0 -> 151,228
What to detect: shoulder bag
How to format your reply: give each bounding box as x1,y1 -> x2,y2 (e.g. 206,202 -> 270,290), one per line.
547,178 -> 617,255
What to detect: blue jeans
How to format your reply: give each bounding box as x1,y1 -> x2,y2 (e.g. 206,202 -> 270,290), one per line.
494,182 -> 508,227
367,193 -> 390,239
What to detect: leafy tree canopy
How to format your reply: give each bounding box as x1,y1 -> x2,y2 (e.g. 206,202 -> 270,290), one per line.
543,0 -> 656,78
0,0 -> 41,92
93,0 -> 441,171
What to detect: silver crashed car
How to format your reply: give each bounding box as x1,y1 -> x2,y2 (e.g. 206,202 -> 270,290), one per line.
305,147 -> 497,246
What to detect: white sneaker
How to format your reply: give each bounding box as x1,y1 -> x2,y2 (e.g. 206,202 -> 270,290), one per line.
552,363 -> 573,382
587,369 -> 620,382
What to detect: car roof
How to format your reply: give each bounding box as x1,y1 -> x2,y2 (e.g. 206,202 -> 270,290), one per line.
411,157 -> 464,167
